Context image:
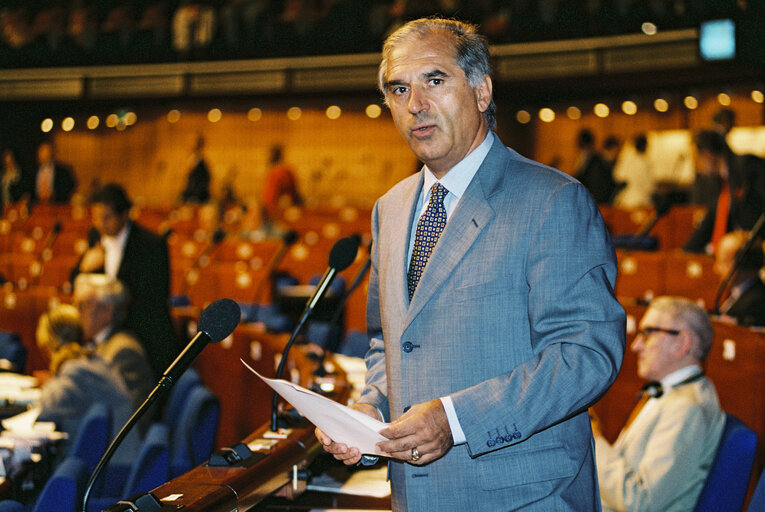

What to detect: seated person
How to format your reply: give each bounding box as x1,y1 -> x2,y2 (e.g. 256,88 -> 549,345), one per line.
713,230 -> 765,327
73,273 -> 154,412
35,303 -> 138,462
592,296 -> 725,512
684,130 -> 765,254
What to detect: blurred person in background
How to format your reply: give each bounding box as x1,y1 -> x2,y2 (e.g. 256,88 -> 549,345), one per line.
35,303 -> 138,463
71,183 -> 179,377
684,130 -> 765,254
593,296 -> 725,512
713,230 -> 765,327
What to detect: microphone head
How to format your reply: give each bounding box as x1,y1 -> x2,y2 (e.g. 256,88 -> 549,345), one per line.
329,236 -> 359,272
52,221 -> 63,234
198,298 -> 241,343
212,228 -> 227,244
282,230 -> 299,246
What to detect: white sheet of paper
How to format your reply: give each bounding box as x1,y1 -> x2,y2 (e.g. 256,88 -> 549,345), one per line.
1,407 -> 41,432
241,359 -> 388,456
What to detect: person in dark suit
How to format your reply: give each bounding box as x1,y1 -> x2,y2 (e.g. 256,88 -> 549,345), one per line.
316,18 -> 625,511
179,134 -> 211,204
1,148 -> 25,209
684,130 -> 765,254
30,141 -> 77,204
574,128 -> 617,204
71,183 -> 179,377
714,230 -> 765,327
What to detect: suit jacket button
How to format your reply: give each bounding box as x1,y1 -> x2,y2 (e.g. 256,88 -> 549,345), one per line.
402,341 -> 414,353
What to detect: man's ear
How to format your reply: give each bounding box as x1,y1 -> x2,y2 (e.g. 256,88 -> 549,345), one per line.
674,331 -> 694,359
475,74 -> 492,114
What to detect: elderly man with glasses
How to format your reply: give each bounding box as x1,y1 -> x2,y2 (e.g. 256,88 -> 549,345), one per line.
592,296 -> 726,512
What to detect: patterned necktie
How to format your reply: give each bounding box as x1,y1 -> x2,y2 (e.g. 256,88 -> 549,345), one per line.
407,183 -> 448,300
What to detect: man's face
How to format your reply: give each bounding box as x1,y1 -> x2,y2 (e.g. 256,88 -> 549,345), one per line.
383,31 -> 491,178
73,290 -> 111,339
631,307 -> 684,381
92,203 -> 128,237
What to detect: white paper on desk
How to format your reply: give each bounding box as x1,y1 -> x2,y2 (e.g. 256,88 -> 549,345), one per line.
241,359 -> 388,456
1,407 -> 40,432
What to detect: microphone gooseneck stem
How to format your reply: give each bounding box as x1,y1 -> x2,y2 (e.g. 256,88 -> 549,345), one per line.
81,379 -> 171,512
271,267 -> 337,432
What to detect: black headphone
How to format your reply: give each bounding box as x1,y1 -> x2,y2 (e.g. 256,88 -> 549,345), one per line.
638,371 -> 705,399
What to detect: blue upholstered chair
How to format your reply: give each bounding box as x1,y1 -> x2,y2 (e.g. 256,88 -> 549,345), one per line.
33,456 -> 89,512
0,331 -> 26,373
88,423 -> 171,511
169,385 -> 220,478
746,469 -> 765,512
694,413 -> 758,512
70,402 -> 112,474
162,367 -> 202,431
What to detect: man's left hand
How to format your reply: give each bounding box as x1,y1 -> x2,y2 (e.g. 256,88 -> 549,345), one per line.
377,399 -> 453,465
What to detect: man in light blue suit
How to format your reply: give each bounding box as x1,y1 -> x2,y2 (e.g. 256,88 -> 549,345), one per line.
316,17 -> 626,511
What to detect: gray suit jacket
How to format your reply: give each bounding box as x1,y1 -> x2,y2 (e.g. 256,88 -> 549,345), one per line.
360,133 -> 626,511
596,377 -> 725,512
95,328 -> 154,412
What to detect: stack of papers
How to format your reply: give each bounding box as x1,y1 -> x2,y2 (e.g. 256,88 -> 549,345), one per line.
241,359 -> 388,456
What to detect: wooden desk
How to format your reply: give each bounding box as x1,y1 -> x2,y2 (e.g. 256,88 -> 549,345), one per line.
112,347 -> 353,511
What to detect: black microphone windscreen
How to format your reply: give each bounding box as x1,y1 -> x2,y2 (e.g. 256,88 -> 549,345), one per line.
52,221 -> 62,234
198,298 -> 241,343
329,236 -> 359,271
212,228 -> 226,244
283,230 -> 299,246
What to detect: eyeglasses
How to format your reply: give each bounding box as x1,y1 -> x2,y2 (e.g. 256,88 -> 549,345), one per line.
637,326 -> 681,338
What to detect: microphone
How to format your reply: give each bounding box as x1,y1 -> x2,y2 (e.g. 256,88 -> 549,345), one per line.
191,227 -> 226,269
314,238 -> 372,376
270,236 -> 359,432
634,195 -> 672,239
42,220 -> 62,252
612,195 -> 672,251
82,298 -> 241,512
712,212 -> 765,314
161,297 -> 241,386
30,221 -> 62,285
253,229 -> 299,305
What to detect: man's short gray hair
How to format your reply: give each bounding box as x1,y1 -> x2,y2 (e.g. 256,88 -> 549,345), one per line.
648,296 -> 714,362
74,273 -> 130,324
378,17 -> 496,130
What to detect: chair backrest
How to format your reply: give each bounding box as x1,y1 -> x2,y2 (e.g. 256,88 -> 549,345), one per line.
0,501 -> 25,512
694,413 -> 758,512
70,402 -> 111,474
170,385 -> 220,478
746,470 -> 765,512
32,456 -> 89,512
0,331 -> 26,373
163,367 -> 202,431
123,422 -> 170,496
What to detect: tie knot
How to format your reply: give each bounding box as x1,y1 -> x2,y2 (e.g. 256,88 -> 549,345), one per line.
430,183 -> 447,205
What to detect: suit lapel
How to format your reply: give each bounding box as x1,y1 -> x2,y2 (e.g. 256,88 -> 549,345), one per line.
387,174 -> 423,324
404,138 -> 506,328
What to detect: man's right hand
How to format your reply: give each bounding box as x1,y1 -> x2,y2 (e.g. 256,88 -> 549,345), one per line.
79,246 -> 105,273
315,403 -> 380,465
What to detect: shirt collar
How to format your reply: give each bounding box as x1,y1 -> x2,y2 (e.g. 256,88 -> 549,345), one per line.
661,364 -> 703,390
422,131 -> 493,199
102,221 -> 130,250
